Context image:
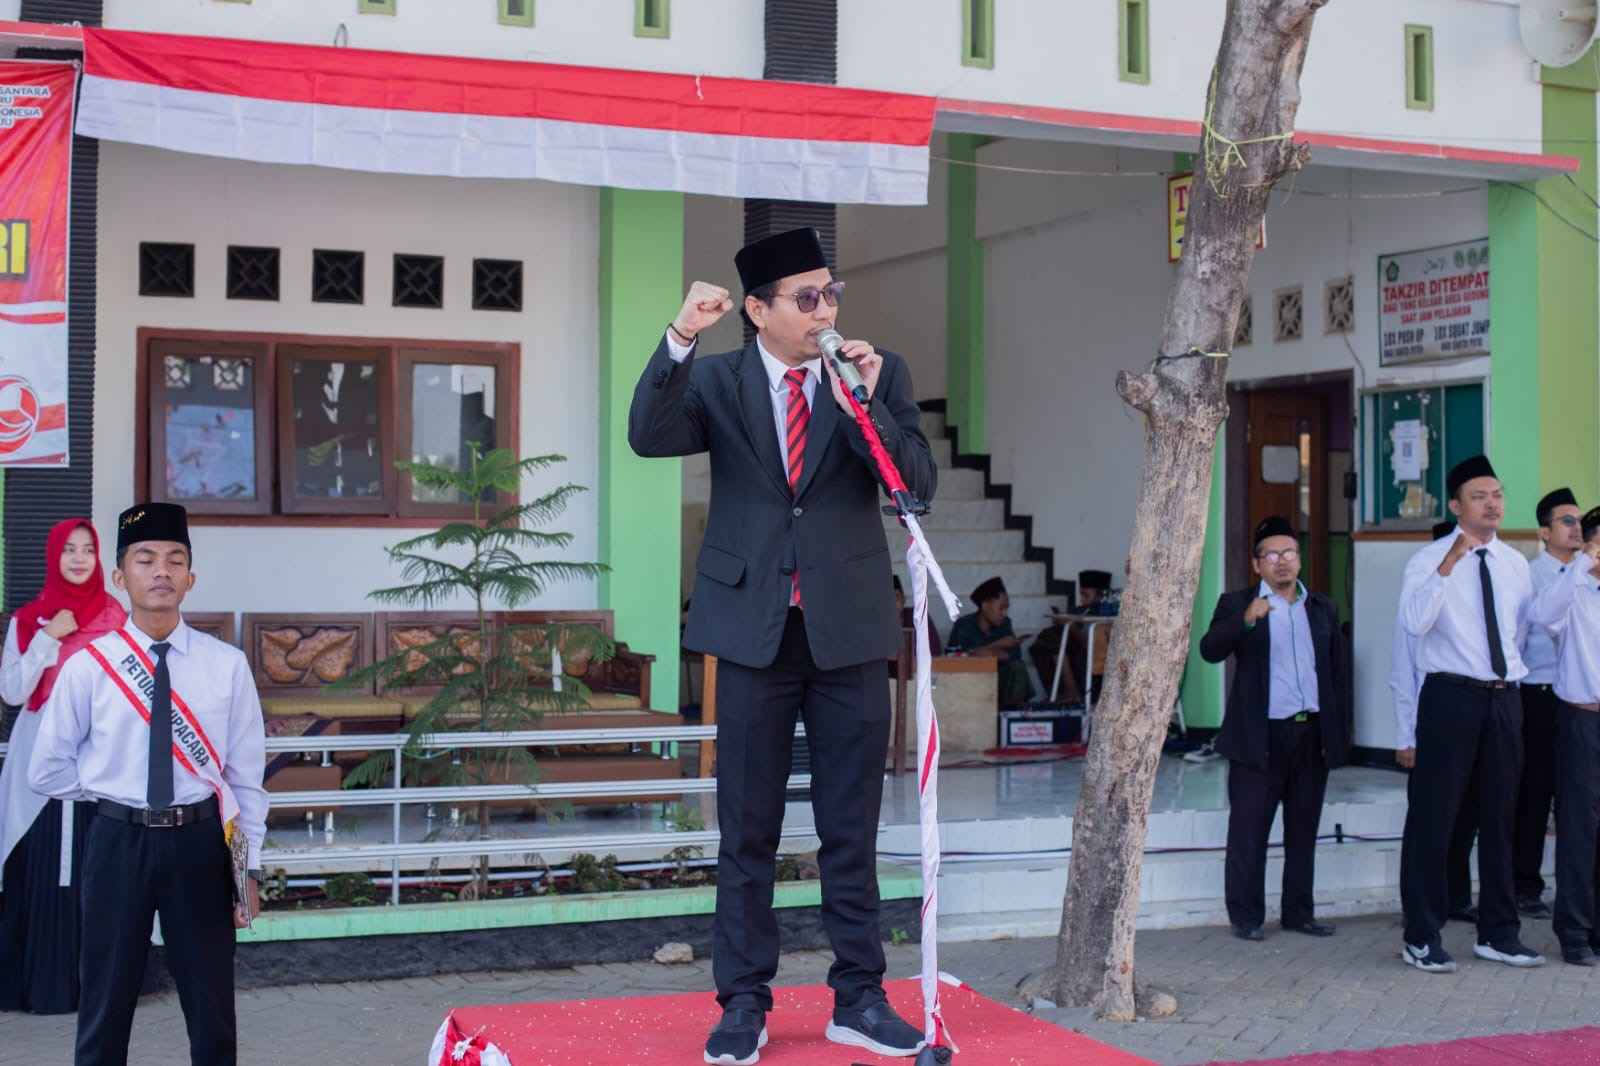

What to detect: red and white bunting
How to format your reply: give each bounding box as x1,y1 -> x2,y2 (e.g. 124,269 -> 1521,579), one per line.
76,28 -> 935,205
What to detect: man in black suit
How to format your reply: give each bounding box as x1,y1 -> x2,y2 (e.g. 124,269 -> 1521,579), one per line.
1200,516 -> 1350,941
629,228 -> 935,1065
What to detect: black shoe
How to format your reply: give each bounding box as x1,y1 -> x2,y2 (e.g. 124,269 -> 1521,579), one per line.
1282,920 -> 1337,937
1231,924 -> 1264,941
1447,905 -> 1479,924
1517,896 -> 1552,919
1562,944 -> 1598,967
1402,940 -> 1456,973
704,1009 -> 767,1065
825,998 -> 926,1058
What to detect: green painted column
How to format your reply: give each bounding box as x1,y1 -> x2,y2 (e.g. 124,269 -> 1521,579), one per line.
597,188 -> 683,711
1180,438 -> 1225,729
945,134 -> 986,453
1490,60 -> 1600,519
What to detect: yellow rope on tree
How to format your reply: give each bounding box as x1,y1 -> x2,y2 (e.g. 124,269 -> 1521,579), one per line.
1201,67 -> 1294,197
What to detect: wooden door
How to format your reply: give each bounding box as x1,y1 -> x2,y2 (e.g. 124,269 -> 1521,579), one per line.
1245,391 -> 1327,592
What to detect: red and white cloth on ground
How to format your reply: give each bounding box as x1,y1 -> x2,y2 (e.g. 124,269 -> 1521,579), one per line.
430,1011 -> 514,1066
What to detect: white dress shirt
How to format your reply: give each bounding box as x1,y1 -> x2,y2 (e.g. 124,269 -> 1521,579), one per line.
1528,559 -> 1600,706
1399,533 -> 1532,682
0,619 -> 65,890
666,329 -> 821,471
28,618 -> 269,867
1521,549 -> 1568,684
1261,580 -> 1320,719
1388,624 -> 1425,749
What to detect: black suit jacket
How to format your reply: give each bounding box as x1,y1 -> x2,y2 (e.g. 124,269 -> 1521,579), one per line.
629,337 -> 936,671
1198,586 -> 1351,772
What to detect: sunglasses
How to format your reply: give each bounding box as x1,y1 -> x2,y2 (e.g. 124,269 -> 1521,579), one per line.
774,281 -> 845,314
1257,548 -> 1300,564
1552,516 -> 1581,528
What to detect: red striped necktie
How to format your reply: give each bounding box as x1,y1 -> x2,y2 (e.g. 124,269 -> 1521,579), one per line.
784,368 -> 808,606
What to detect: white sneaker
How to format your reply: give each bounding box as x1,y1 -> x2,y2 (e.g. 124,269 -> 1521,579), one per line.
1474,940 -> 1545,967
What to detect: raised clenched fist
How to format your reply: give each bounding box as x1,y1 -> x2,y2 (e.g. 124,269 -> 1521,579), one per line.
672,281 -> 735,341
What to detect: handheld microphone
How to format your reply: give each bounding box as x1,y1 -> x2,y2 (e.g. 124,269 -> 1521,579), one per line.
817,329 -> 870,404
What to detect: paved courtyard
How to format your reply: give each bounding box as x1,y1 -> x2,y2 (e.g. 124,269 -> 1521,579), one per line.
2,913 -> 1593,1064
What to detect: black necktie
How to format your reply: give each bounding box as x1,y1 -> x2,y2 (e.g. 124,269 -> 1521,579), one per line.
146,642 -> 174,811
1476,549 -> 1508,680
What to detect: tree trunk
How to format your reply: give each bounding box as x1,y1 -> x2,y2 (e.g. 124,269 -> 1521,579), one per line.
1035,0 -> 1329,1021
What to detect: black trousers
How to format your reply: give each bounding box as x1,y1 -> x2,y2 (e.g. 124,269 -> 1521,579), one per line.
1552,702 -> 1600,950
1400,676 -> 1523,947
1446,792 -> 1478,914
712,608 -> 891,1014
1224,717 -> 1328,929
76,811 -> 236,1066
1514,683 -> 1560,899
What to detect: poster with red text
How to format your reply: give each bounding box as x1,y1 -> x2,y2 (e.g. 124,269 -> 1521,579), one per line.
0,61 -> 75,465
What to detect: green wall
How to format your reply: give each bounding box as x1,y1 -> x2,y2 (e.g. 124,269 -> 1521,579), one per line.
945,134 -> 986,451
1490,61 -> 1600,517
597,189 -> 683,711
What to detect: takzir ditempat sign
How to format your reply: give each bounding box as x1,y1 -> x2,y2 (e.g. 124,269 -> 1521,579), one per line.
1378,239 -> 1489,366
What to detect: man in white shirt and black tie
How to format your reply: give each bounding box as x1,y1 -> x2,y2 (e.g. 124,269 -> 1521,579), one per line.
29,503 -> 267,1065
1396,455 -> 1543,973
1528,504 -> 1600,966
1514,487 -> 1581,919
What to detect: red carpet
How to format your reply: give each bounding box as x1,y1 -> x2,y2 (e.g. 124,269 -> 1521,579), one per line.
1212,1026 -> 1600,1065
443,977 -> 1154,1065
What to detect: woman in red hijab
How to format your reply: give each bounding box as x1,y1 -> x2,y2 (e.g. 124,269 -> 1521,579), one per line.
0,519 -> 127,1014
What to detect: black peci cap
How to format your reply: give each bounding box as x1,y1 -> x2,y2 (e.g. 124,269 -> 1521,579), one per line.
970,576 -> 1006,605
116,501 -> 190,555
1078,570 -> 1112,591
734,228 -> 828,293
1537,487 -> 1577,527
1431,519 -> 1457,540
1446,455 -> 1497,499
1253,515 -> 1295,550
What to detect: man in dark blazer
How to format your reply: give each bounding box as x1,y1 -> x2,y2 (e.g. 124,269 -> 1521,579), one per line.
629,227 -> 935,1065
1200,515 -> 1350,942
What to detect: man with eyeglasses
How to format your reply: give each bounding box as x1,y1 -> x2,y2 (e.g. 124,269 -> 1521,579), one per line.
1200,516 -> 1350,943
630,227 -> 935,1064
1396,455 -> 1542,973
1513,487 -> 1581,919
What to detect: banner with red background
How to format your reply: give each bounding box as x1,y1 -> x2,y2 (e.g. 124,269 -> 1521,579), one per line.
0,61 -> 74,466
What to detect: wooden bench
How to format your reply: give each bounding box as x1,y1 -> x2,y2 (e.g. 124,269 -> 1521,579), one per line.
234,610 -> 680,806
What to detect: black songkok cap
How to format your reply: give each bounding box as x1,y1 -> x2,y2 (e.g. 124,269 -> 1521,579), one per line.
1431,519 -> 1457,541
1583,507 -> 1600,541
970,576 -> 1006,605
734,227 -> 828,293
116,502 -> 190,555
1446,454 -> 1497,499
1253,515 -> 1295,550
1537,487 -> 1578,527
1078,569 -> 1112,591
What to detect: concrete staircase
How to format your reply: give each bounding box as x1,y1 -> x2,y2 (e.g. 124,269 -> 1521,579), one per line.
885,409 -> 1061,635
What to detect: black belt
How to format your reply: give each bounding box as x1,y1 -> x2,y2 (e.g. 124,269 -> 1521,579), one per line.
97,795 -> 219,828
1429,672 -> 1518,692
1524,682 -> 1554,693
1273,711 -> 1318,723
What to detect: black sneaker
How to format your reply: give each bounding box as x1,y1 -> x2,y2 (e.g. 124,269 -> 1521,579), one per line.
825,998 -> 926,1058
1561,943 -> 1598,967
1231,924 -> 1264,941
1402,941 -> 1456,973
1517,896 -> 1553,919
704,1008 -> 767,1066
1474,939 -> 1546,967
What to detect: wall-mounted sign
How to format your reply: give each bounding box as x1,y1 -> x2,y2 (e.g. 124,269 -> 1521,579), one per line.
1167,172 -> 1265,264
0,62 -> 75,465
1378,238 -> 1489,366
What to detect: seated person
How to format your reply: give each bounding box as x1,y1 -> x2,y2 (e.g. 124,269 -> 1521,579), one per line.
893,575 -> 943,658
1028,569 -> 1113,704
947,577 -> 1032,707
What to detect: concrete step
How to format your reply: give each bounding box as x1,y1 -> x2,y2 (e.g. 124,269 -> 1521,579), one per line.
894,497 -> 1006,530
886,528 -> 1025,563
891,560 -> 1047,599
920,410 -> 947,438
931,467 -> 987,500
929,438 -> 952,467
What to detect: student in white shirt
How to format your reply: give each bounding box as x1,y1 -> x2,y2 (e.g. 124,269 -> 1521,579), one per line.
1526,505 -> 1600,966
28,503 -> 266,1066
1396,455 -> 1542,973
1512,487 -> 1581,918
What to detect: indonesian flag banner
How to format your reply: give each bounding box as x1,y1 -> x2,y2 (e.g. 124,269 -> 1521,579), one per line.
0,60 -> 74,466
75,28 -> 935,205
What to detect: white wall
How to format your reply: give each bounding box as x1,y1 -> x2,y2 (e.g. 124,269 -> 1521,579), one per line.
96,142 -> 602,614
840,0 -> 1539,155
103,0 -> 763,77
